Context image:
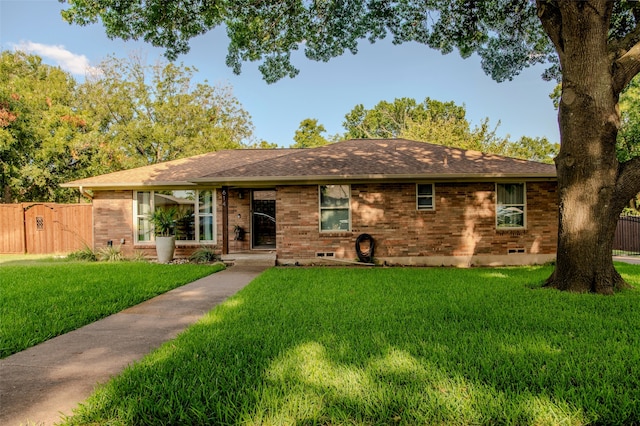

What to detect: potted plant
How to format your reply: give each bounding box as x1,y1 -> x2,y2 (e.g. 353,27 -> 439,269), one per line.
149,206 -> 178,263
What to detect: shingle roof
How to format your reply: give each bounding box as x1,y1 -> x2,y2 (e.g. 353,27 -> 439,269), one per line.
63,139 -> 556,189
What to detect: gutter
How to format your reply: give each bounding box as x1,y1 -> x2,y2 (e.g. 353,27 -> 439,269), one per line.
79,186 -> 93,200
62,173 -> 557,191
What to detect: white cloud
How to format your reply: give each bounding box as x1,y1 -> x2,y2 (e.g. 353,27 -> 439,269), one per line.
13,41 -> 101,76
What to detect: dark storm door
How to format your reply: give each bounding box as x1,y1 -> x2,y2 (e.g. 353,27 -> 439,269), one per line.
252,190 -> 276,248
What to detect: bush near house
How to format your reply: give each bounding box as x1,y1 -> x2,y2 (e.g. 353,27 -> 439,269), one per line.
64,264 -> 640,426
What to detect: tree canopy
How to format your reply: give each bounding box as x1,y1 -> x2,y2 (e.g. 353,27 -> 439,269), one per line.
77,54 -> 254,170
61,0 -> 556,84
292,118 -> 329,148
0,51 -> 254,202
0,51 -> 88,202
618,75 -> 640,163
336,97 -> 557,162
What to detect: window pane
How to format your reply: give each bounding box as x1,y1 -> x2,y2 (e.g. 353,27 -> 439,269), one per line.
199,215 -> 214,241
321,209 -> 349,231
498,184 -> 524,204
320,185 -> 349,208
199,190 -> 213,214
418,198 -> 433,209
417,184 -> 433,196
154,190 -> 196,241
497,207 -> 524,227
137,192 -> 151,215
137,217 -> 152,241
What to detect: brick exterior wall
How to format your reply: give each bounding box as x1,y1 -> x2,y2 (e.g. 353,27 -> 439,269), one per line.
92,181 -> 557,265
93,190 -> 218,260
275,181 -> 557,265
223,188 -> 252,252
92,190 -> 135,255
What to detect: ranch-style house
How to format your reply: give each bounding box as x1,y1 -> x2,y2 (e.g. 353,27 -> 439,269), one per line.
63,138 -> 558,266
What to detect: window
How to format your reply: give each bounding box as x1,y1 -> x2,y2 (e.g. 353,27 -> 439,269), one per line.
416,183 -> 435,210
319,185 -> 350,231
134,190 -> 215,243
496,183 -> 526,229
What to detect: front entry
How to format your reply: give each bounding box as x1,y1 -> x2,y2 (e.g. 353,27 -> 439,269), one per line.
252,190 -> 276,249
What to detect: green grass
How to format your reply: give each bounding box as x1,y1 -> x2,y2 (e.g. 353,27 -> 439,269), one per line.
0,261 -> 224,358
63,263 -> 640,425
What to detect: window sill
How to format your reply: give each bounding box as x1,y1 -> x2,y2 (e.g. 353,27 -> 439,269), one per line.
134,241 -> 216,247
319,231 -> 353,238
496,228 -> 527,235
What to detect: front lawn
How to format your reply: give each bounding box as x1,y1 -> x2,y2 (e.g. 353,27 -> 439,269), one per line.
64,264 -> 640,425
0,261 -> 224,358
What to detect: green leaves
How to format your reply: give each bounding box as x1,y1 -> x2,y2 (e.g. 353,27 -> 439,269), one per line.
77,55 -> 254,169
0,50 -> 254,201
62,0 -> 555,83
292,118 -> 328,148
339,96 -> 558,161
0,51 -> 86,202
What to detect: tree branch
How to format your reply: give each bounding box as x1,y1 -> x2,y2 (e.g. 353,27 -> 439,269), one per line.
536,1 -> 564,56
613,40 -> 640,93
615,156 -> 640,211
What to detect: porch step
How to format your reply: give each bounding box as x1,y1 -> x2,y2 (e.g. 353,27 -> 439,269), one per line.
221,252 -> 277,267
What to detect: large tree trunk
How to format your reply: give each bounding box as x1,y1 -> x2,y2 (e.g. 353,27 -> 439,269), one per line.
540,1 -> 632,293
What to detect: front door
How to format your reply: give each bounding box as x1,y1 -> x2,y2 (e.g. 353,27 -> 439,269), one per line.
252,190 -> 276,249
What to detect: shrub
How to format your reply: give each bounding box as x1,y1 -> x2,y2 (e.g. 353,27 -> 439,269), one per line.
66,245 -> 97,262
189,246 -> 219,263
97,246 -> 124,262
129,250 -> 148,262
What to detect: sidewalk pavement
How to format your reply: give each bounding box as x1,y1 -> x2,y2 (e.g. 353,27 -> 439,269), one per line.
613,255 -> 640,265
0,264 -> 268,426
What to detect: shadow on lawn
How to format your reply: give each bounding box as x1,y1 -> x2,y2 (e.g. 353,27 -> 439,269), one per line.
65,266 -> 640,425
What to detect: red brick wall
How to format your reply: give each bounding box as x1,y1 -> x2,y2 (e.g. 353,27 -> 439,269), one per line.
276,181 -> 557,263
94,190 -> 220,259
92,190 -> 134,255
222,188 -> 252,251
92,182 -> 557,264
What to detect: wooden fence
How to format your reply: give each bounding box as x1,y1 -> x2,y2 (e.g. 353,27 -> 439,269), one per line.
613,213 -> 640,256
0,203 -> 93,254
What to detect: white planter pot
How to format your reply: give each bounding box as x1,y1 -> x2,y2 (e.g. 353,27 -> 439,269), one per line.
155,236 -> 176,263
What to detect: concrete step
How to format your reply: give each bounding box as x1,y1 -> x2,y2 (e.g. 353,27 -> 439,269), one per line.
221,252 -> 277,267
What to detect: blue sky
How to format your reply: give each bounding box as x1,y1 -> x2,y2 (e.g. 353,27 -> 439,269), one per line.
1,0 -> 560,148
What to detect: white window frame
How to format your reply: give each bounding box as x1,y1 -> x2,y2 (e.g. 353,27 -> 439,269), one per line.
319,184 -> 351,232
495,182 -> 526,230
133,189 -> 217,244
416,183 -> 435,211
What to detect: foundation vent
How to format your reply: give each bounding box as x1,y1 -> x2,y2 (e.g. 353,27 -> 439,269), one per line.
316,252 -> 335,258
508,248 -> 526,254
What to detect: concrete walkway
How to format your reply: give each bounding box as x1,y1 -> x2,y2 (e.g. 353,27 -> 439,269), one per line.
0,264 -> 269,426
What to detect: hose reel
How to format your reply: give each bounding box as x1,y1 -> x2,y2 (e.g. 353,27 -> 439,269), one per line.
355,233 -> 375,263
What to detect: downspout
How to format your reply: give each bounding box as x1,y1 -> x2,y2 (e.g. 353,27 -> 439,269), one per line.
222,186 -> 229,255
79,186 -> 95,251
79,186 -> 93,201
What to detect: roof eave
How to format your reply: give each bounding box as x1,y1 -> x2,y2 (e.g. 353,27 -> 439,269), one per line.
190,172 -> 557,186
60,181 -> 198,190
63,173 -> 556,190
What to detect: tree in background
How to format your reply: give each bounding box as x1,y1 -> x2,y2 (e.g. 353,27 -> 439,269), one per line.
0,51 -> 89,202
77,54 -> 254,169
62,0 -> 640,293
340,97 -> 558,163
249,140 -> 279,149
0,51 -> 255,202
618,76 -> 640,163
292,118 -> 329,148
